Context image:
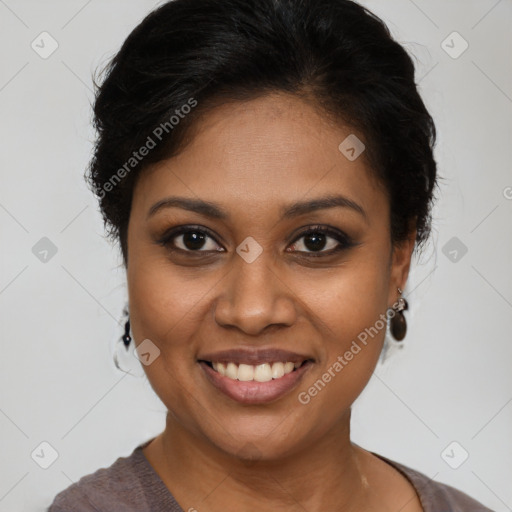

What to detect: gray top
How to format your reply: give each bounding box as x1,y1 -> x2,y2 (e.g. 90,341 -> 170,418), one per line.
48,439 -> 493,511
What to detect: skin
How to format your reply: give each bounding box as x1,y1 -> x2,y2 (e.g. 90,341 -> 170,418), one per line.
126,92 -> 422,511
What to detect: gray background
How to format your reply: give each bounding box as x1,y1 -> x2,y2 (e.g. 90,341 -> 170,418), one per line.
0,0 -> 511,510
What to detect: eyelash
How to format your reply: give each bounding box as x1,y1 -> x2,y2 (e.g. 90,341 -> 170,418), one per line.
156,224 -> 356,258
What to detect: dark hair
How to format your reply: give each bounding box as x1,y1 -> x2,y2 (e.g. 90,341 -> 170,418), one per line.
86,0 -> 439,266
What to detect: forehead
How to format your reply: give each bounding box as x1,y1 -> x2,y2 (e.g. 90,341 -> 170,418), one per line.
131,93 -> 386,222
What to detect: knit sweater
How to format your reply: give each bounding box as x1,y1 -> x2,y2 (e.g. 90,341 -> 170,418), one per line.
48,439 -> 493,511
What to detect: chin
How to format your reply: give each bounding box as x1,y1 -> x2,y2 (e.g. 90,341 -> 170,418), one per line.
200,418 -> 304,462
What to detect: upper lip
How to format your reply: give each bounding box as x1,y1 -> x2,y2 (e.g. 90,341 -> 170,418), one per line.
198,348 -> 314,366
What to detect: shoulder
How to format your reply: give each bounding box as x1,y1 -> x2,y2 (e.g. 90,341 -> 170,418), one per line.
373,452 -> 494,512
47,442 -> 161,512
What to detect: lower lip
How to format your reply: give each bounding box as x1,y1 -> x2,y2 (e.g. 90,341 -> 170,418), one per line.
199,361 -> 313,405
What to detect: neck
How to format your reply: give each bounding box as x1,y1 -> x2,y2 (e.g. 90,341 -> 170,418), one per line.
146,409 -> 372,512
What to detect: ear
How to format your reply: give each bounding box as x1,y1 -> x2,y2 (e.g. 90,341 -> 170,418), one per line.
388,220 -> 417,304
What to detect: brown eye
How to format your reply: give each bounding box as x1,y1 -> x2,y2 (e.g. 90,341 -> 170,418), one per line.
156,224 -> 356,258
176,231 -> 212,251
291,232 -> 337,252
287,226 -> 356,256
157,226 -> 224,253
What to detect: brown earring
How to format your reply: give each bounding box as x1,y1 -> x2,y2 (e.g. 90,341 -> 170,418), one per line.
389,287 -> 408,341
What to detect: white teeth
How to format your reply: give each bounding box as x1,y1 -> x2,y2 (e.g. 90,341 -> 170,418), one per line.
271,362 -> 285,379
237,364 -> 254,381
254,363 -> 273,382
210,361 -> 302,382
284,362 -> 295,373
225,362 -> 238,379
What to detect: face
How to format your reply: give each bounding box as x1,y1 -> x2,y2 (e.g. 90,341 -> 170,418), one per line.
126,92 -> 414,460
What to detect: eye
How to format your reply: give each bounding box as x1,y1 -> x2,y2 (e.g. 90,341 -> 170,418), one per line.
156,224 -> 356,257
287,225 -> 355,256
157,225 -> 224,253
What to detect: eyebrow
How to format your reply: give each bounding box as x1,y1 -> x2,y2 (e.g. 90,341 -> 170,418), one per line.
147,194 -> 368,223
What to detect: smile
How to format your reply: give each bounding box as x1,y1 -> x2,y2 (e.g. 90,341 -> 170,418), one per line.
208,360 -> 304,382
197,348 -> 315,404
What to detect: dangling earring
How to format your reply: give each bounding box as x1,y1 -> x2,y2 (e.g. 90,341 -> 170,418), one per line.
389,287 -> 408,341
112,304 -> 143,377
122,313 -> 132,349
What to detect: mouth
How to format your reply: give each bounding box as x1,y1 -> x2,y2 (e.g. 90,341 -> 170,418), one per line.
197,349 -> 314,404
200,360 -> 310,382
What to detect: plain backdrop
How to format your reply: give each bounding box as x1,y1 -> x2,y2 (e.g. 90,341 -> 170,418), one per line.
0,1 -> 511,511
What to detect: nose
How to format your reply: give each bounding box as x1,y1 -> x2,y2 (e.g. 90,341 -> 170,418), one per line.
213,251 -> 297,336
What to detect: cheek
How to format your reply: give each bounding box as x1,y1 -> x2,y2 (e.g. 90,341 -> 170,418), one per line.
301,252 -> 390,344
126,262 -> 207,426
126,258 -> 207,388
127,254 -> 214,344
293,255 -> 390,415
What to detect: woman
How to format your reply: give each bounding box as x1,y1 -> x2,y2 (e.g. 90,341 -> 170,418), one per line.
49,0 -> 493,510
